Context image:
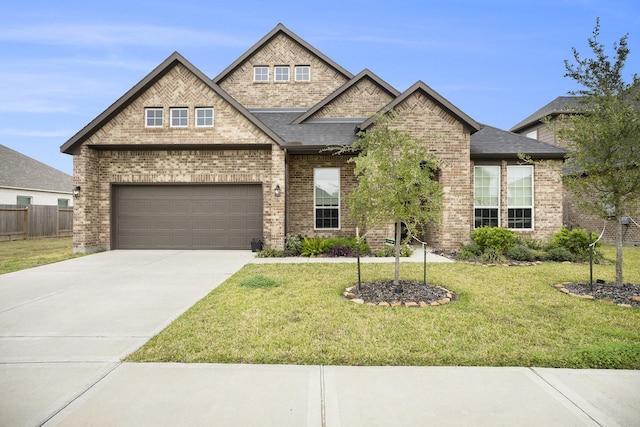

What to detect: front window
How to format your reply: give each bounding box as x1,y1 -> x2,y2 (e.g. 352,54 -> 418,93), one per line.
295,65 -> 310,81
145,108 -> 163,128
170,108 -> 188,128
195,107 -> 214,127
474,166 -> 500,228
314,168 -> 340,229
254,66 -> 269,81
274,66 -> 289,82
507,166 -> 533,229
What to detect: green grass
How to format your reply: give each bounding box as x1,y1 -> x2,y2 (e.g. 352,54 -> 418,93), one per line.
128,245 -> 640,368
0,237 -> 81,274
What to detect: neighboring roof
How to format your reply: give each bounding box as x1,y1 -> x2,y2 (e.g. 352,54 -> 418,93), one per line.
61,52 -> 284,155
251,109 -> 360,153
0,144 -> 72,193
357,81 -> 481,133
471,125 -> 568,160
213,23 -> 353,84
510,96 -> 581,133
291,69 -> 400,124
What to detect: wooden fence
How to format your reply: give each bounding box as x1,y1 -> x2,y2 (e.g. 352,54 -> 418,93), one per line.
0,205 -> 73,241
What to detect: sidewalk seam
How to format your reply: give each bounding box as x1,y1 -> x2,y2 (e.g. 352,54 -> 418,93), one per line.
320,365 -> 327,427
38,362 -> 121,427
528,367 -> 605,427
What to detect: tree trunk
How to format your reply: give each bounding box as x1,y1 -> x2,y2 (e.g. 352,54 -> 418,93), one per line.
616,216 -> 623,286
394,220 -> 401,286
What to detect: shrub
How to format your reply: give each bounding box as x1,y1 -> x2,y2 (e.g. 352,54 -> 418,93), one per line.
301,237 -> 331,256
326,246 -> 354,257
471,227 -> 517,254
375,244 -> 413,257
546,246 -> 575,262
516,236 -> 545,251
285,234 -> 304,256
548,228 -> 601,261
456,248 -> 477,261
239,275 -> 279,289
506,244 -> 536,262
256,248 -> 284,258
480,247 -> 506,264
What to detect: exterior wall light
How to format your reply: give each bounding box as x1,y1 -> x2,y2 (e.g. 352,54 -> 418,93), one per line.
73,186 -> 81,198
274,184 -> 281,197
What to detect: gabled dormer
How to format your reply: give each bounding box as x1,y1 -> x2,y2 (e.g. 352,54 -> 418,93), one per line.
291,69 -> 400,124
214,23 -> 353,109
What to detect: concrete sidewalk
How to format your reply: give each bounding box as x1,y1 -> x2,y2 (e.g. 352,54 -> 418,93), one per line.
45,364 -> 640,426
1,250 -> 638,426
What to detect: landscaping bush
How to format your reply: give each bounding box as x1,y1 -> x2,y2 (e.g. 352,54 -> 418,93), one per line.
506,244 -> 536,262
479,247 -> 506,264
471,226 -> 518,254
256,248 -> 284,258
548,227 -> 601,262
301,237 -> 331,256
285,234 -> 304,256
546,246 -> 575,262
326,246 -> 354,257
375,244 -> 413,257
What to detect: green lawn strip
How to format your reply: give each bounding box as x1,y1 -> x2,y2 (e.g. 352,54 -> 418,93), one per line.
128,246 -> 640,368
0,237 -> 81,274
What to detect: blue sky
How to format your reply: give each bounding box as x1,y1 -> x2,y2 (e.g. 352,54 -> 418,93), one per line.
1,0 -> 639,176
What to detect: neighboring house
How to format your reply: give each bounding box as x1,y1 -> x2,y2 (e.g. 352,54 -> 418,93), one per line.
511,96 -> 640,244
0,144 -> 73,207
61,23 -> 567,253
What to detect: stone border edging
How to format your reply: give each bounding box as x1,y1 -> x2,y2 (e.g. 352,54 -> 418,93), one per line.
343,286 -> 454,307
553,282 -> 638,308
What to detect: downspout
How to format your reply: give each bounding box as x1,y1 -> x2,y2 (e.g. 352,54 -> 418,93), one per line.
284,148 -> 288,240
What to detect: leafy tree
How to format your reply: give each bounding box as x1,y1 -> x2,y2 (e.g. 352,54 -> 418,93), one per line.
559,19 -> 640,285
335,113 -> 443,285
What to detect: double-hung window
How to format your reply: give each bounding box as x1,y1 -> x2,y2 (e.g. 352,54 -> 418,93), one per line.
195,107 -> 214,127
314,168 -> 340,229
295,65 -> 310,81
145,108 -> 163,128
473,166 -> 500,228
274,66 -> 289,82
507,166 -> 533,229
170,108 -> 188,128
254,66 -> 269,82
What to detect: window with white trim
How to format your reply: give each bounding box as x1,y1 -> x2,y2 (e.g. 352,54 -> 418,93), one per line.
195,107 -> 214,127
526,129 -> 538,139
474,166 -> 500,228
295,65 -> 310,81
170,108 -> 188,128
314,168 -> 340,229
58,199 -> 69,207
145,108 -> 163,128
507,165 -> 533,229
17,196 -> 31,206
274,66 -> 289,82
254,66 -> 269,81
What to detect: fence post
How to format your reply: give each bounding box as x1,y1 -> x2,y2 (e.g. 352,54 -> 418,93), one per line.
23,207 -> 28,240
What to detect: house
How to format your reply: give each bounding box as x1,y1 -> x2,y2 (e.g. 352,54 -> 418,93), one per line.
61,23 -> 567,253
0,144 -> 73,207
511,96 -> 640,244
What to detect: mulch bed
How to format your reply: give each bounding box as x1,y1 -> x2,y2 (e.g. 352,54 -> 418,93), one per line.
556,282 -> 640,308
349,280 -> 454,306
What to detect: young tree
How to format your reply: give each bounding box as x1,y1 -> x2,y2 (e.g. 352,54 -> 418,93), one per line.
559,19 -> 640,285
336,113 -> 443,285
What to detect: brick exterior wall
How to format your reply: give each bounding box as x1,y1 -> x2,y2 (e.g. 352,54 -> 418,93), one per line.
310,77 -> 395,119
72,62 -> 287,253
218,33 -> 349,109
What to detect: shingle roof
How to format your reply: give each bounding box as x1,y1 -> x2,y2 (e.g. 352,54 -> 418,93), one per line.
0,144 -> 73,192
510,96 -> 581,133
251,110 -> 360,153
471,125 -> 568,159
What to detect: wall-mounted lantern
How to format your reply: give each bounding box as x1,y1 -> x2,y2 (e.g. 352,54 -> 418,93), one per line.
73,186 -> 81,198
274,184 -> 281,197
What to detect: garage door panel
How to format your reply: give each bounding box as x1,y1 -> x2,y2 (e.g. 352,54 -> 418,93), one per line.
114,185 -> 263,250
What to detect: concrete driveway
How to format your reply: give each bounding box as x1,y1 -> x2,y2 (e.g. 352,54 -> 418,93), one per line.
0,250 -> 255,427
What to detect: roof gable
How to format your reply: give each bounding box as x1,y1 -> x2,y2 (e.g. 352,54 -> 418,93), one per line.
213,23 -> 353,84
291,69 -> 400,124
61,52 -> 283,154
357,81 -> 481,133
510,96 -> 580,133
1,145 -> 72,192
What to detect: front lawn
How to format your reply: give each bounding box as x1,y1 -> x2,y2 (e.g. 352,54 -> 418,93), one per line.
128,245 -> 640,368
0,237 -> 80,274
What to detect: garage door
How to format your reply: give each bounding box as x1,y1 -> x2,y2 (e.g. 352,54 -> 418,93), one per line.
113,185 -> 263,249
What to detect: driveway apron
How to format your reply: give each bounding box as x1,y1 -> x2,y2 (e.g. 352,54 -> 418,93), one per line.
0,250 -> 254,427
